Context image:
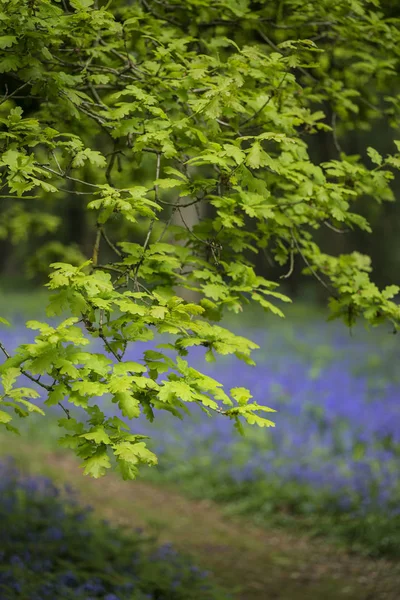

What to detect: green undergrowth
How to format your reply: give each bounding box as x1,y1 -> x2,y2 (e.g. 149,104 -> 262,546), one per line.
2,437 -> 398,600
0,456 -> 230,600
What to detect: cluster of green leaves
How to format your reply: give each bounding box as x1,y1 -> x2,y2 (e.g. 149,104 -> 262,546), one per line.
1,0 -> 400,477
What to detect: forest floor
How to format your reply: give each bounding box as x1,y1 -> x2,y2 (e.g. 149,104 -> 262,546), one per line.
2,439 -> 400,600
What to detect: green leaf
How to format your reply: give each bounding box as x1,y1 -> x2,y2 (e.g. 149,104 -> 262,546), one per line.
113,361 -> 147,375
223,144 -> 245,165
72,149 -> 106,168
82,449 -> 111,478
113,441 -> 157,466
367,147 -> 383,166
154,178 -> 184,189
70,0 -> 95,8
230,387 -> 252,405
0,36 -> 17,49
1,367 -> 21,394
81,427 -> 111,445
114,392 -> 141,419
246,142 -> 262,169
0,410 -> 12,424
71,381 -> 108,397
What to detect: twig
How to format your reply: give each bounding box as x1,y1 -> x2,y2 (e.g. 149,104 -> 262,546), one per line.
132,153 -> 161,284
93,264 -> 124,275
142,220 -> 155,256
41,165 -> 101,189
58,188 -> 95,196
262,248 -> 275,268
98,39 -> 147,78
140,0 -> 180,27
216,118 -> 236,130
154,152 -> 161,204
323,220 -> 349,234
92,224 -> 102,266
76,104 -> 112,132
291,232 -> 333,294
258,30 -> 318,83
99,331 -> 121,362
101,228 -> 122,257
177,207 -> 207,245
0,341 -> 52,392
280,237 -> 295,279
141,153 -> 161,254
0,341 -> 12,360
51,150 -> 63,174
240,72 -> 288,127
87,81 -> 105,106
156,206 -> 177,243
58,402 -> 71,419
331,112 -> 342,155
0,195 -> 39,200
0,80 -> 31,106
105,152 -> 116,187
156,195 -> 203,208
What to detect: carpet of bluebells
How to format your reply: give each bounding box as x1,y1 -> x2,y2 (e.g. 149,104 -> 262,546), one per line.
2,307 -> 400,556
0,459 -> 229,600
125,318 -> 400,555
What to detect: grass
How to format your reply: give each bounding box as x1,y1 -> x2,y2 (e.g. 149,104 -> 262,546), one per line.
1,435 -> 399,600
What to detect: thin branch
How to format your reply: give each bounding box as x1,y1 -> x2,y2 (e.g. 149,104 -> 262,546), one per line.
140,0 -> 180,27
105,152 -> 116,187
77,104 -> 111,131
0,195 -> 40,200
280,238 -> 295,279
98,39 -> 147,78
177,207 -> 207,245
0,341 -> 54,394
143,152 -> 161,254
156,195 -> 204,208
93,264 -> 124,274
258,29 -> 318,83
154,152 -> 161,204
262,248 -> 275,268
0,341 -> 11,359
99,331 -> 122,362
101,228 -> 122,257
92,225 -> 102,266
240,72 -> 288,127
273,198 -> 308,208
216,118 -> 236,130
156,205 -> 177,243
51,150 -> 63,174
291,232 -> 333,294
323,220 -> 350,234
141,153 -> 161,254
142,220 -> 155,256
58,402 -> 71,419
0,80 -> 31,106
331,112 -> 342,155
58,188 -> 95,196
87,81 -> 105,106
132,153 -> 161,284
262,19 -> 336,29
41,165 -> 101,189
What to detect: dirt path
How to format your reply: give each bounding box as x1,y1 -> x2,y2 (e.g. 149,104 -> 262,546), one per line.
3,442 -> 400,600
